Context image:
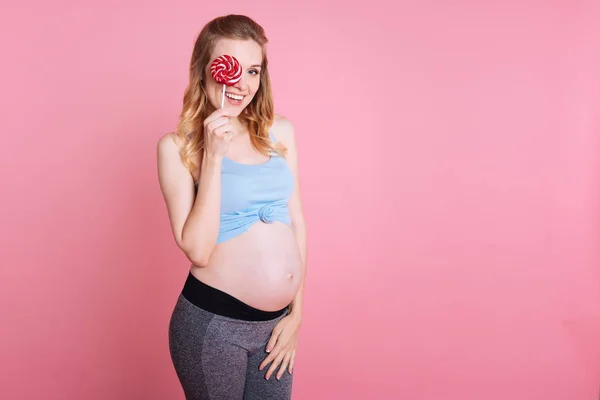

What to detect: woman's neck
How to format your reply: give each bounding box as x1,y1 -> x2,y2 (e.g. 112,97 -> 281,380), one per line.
228,116 -> 248,137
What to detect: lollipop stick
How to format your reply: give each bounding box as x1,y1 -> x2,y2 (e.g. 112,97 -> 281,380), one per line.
221,84 -> 225,108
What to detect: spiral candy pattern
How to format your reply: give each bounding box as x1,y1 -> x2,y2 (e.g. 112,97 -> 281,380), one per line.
210,55 -> 242,85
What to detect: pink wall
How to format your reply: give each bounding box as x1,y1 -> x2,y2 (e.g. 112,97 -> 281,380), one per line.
1,1 -> 599,399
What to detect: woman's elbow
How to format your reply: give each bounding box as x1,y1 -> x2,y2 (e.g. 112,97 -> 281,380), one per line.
183,243 -> 213,267
178,233 -> 215,267
181,246 -> 207,267
190,254 -> 210,267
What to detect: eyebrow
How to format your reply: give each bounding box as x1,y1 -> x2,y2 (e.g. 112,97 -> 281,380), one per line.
249,64 -> 262,68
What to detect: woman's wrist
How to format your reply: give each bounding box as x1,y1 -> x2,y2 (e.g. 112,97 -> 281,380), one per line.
288,305 -> 302,320
202,150 -> 223,165
201,152 -> 224,175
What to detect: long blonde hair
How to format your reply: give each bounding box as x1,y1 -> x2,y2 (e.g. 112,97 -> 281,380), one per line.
175,14 -> 286,173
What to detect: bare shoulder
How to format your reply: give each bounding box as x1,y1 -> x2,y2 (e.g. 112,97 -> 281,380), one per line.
157,131 -> 192,189
157,132 -> 187,170
271,114 -> 296,147
157,131 -> 180,154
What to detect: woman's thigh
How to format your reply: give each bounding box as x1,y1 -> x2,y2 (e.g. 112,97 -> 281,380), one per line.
243,348 -> 293,400
169,294 -> 249,399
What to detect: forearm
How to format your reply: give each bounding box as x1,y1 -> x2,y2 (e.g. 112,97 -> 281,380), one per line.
289,218 -> 307,318
182,153 -> 222,265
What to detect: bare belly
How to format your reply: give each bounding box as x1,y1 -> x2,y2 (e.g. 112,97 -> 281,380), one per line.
189,222 -> 302,312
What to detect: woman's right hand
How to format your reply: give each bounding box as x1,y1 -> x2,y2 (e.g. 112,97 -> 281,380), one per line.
203,108 -> 234,159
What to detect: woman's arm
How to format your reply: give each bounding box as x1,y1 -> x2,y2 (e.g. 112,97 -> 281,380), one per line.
273,115 -> 307,319
157,133 -> 222,266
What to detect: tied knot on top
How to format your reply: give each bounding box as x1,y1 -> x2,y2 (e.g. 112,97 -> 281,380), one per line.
258,204 -> 276,223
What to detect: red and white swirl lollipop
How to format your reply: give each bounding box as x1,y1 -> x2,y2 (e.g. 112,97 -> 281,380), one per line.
210,55 -> 242,108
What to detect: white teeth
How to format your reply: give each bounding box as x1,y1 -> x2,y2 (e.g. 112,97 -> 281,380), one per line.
225,92 -> 244,100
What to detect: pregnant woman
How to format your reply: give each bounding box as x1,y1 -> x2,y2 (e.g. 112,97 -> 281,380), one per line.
156,14 -> 307,400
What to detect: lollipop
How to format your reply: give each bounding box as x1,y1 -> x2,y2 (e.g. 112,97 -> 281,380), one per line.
210,55 -> 242,108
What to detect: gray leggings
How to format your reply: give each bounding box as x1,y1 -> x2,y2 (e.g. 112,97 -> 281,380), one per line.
168,294 -> 293,400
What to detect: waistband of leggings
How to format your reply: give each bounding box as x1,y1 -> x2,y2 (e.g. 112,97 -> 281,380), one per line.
181,271 -> 288,321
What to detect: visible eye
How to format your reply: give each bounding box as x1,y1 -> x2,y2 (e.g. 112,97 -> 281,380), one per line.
248,69 -> 260,76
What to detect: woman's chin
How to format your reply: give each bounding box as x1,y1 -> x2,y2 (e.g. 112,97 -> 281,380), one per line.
207,99 -> 247,117
223,106 -> 246,117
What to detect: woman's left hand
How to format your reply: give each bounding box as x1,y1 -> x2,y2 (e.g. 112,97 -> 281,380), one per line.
259,312 -> 302,380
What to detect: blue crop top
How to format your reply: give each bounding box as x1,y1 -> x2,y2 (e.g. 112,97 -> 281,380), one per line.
194,132 -> 294,243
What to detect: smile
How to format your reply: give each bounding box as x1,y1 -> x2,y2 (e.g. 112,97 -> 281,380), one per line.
225,92 -> 245,100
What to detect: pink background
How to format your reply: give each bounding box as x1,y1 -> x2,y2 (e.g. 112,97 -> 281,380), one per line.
1,1 -> 599,399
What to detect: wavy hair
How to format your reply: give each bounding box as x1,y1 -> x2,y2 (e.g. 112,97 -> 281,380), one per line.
174,14 -> 286,173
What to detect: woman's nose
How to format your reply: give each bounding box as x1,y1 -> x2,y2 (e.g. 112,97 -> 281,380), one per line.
234,73 -> 248,91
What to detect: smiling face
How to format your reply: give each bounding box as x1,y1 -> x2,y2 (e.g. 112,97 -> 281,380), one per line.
205,38 -> 263,116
